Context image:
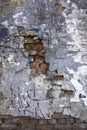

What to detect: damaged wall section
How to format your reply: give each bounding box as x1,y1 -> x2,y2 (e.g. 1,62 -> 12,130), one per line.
0,0 -> 87,121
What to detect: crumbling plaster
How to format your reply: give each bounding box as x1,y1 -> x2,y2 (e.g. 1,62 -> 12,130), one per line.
0,0 -> 87,121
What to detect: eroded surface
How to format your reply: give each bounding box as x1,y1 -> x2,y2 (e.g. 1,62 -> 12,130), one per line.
0,0 -> 87,121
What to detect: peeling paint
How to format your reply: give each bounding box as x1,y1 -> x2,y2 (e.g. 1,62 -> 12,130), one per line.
0,0 -> 87,121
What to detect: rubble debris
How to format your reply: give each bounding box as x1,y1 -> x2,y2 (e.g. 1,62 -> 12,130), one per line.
53,75 -> 64,80
59,89 -> 74,97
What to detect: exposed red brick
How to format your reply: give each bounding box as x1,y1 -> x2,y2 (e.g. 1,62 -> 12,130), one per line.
35,42 -> 44,51
53,112 -> 70,119
29,50 -> 38,55
57,118 -> 66,124
39,119 -> 48,124
24,35 -> 35,43
37,124 -> 53,130
59,89 -> 74,97
35,56 -> 44,64
48,119 -> 56,124
24,42 -> 44,51
53,75 -> 64,80
74,118 -> 83,123
0,114 -> 87,130
53,113 -> 64,119
36,69 -> 46,75
4,118 -> 20,125
24,43 -> 35,51
40,63 -> 49,70
54,124 -> 72,130
0,115 -> 13,119
73,124 -> 87,129
1,123 -> 19,130
30,62 -> 39,69
66,117 -> 74,124
39,49 -> 46,56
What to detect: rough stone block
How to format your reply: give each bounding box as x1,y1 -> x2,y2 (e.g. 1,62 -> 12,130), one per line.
40,63 -> 49,70
57,118 -> 66,124
73,124 -> 87,129
53,75 -> 64,80
37,124 -> 53,130
0,119 -> 2,125
30,62 -> 39,69
34,42 -> 44,51
35,56 -> 44,64
24,35 -> 35,43
65,117 -> 74,124
0,123 -> 18,130
53,112 -> 70,119
54,124 -> 72,130
39,119 -> 48,124
36,68 -> 46,75
48,119 -> 56,124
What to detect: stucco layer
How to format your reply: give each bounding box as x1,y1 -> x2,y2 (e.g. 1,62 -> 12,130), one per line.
0,0 -> 87,121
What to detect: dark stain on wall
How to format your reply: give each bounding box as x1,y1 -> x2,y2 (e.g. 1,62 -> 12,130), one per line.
0,24 -> 9,42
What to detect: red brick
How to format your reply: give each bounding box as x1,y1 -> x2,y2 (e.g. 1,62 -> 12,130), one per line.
0,115 -> 13,119
57,118 -> 66,124
36,69 -> 46,75
35,56 -> 44,64
74,118 -> 83,123
4,118 -> 21,126
29,119 -> 39,125
48,119 -> 56,124
54,124 -> 72,130
59,89 -> 74,97
30,62 -> 39,69
66,117 -> 74,124
73,124 -> 87,129
39,119 -> 48,124
37,124 -> 53,130
24,43 -> 35,51
53,75 -> 64,80
29,50 -> 38,55
35,42 -> 43,51
40,63 -> 49,70
53,112 -> 70,119
39,49 -> 46,56
1,123 -> 18,130
24,35 -> 35,43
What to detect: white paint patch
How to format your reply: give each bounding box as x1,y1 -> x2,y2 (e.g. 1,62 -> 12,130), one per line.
33,75 -> 51,91
11,62 -> 20,65
7,54 -> 13,62
67,0 -> 70,3
2,62 -> 6,68
13,11 -> 28,26
26,81 -> 30,85
67,65 -> 87,107
78,66 -> 87,75
67,67 -> 85,91
2,21 -> 8,27
13,12 -> 23,19
66,67 -> 74,74
71,79 -> 83,91
63,108 -> 71,115
72,52 -> 87,64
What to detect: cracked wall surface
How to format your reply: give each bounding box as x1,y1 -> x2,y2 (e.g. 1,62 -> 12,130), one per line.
0,0 -> 87,121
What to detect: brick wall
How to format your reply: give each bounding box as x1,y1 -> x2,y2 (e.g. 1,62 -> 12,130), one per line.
0,113 -> 87,130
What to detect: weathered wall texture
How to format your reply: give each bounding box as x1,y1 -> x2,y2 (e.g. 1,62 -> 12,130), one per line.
0,113 -> 87,130
0,0 -> 87,121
